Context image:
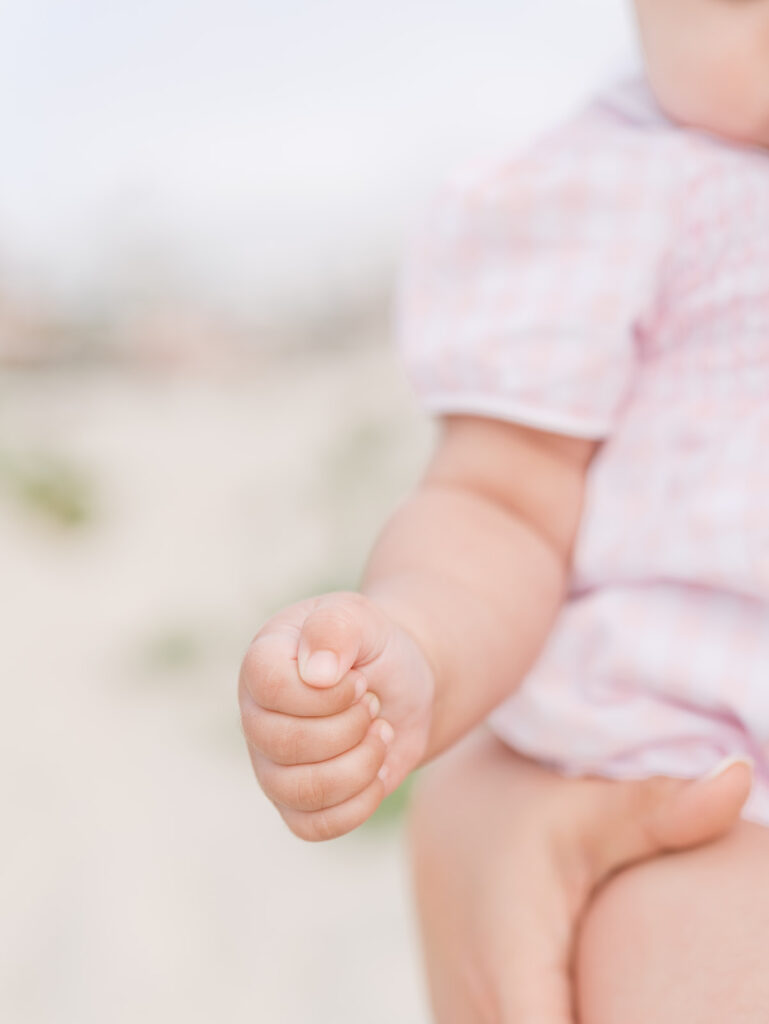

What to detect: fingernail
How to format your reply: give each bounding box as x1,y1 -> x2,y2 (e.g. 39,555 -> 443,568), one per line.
375,719 -> 394,746
353,676 -> 367,700
703,754 -> 755,781
302,650 -> 339,685
377,765 -> 390,783
364,693 -> 380,719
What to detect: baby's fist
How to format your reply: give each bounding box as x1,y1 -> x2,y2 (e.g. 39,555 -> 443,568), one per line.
238,591 -> 434,840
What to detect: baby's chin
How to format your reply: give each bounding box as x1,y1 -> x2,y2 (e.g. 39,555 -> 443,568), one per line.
676,111 -> 769,152
678,107 -> 769,152
648,73 -> 769,151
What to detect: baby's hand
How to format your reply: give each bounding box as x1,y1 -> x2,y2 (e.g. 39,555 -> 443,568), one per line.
238,591 -> 435,840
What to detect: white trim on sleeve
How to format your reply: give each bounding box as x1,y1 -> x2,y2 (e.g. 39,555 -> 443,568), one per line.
418,391 -> 614,439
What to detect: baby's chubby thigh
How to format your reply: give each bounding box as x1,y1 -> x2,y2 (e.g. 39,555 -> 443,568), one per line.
407,726 -> 754,1024
577,820 -> 769,1023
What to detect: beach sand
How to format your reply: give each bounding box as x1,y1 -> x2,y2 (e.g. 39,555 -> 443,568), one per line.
0,342 -> 434,1023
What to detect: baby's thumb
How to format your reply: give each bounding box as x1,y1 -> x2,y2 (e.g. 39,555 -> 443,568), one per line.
296,592 -> 384,689
589,756 -> 754,882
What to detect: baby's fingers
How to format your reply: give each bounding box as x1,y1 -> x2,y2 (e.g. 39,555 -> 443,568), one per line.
243,691 -> 381,765
253,719 -> 394,813
296,591 -> 389,688
239,631 -> 366,717
279,775 -> 387,842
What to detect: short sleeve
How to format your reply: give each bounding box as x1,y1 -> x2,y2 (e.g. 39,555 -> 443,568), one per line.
394,101 -> 677,438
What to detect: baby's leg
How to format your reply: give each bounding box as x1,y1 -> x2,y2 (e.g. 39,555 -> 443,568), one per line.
408,728 -> 753,1023
577,820 -> 769,1022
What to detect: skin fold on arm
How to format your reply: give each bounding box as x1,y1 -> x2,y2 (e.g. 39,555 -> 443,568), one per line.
389,417 -> 755,1022
360,413 -> 596,762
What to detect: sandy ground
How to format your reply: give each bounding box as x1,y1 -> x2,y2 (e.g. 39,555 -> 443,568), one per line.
0,343 -> 436,1023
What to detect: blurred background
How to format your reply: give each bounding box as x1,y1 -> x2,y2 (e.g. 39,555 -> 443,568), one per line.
1,2 -> 637,1021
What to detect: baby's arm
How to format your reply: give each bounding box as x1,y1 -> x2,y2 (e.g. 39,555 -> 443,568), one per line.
239,413 -> 595,839
360,412 -> 594,761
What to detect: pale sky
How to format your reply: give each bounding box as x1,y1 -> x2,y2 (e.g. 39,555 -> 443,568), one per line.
0,0 -> 639,319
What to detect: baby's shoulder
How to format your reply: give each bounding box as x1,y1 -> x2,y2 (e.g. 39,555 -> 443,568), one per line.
593,76 -> 769,227
677,135 -> 769,241
443,74 -> 769,256
442,76 -> 685,220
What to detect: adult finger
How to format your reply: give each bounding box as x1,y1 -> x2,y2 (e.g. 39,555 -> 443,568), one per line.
586,756 -> 754,882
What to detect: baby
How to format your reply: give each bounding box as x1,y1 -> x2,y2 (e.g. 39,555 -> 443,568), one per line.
239,0 -> 769,1019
